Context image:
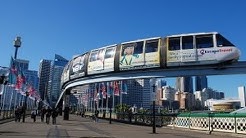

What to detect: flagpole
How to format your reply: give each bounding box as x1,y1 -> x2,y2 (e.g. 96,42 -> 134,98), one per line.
112,93 -> 114,110
120,81 -> 122,108
8,88 -> 13,111
106,96 -> 108,113
13,90 -> 18,109
112,81 -> 115,111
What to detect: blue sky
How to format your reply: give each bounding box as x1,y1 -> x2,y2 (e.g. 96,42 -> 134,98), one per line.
0,0 -> 245,98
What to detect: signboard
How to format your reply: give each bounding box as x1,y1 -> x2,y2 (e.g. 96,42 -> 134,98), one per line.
119,41 -> 144,70
70,54 -> 86,79
63,61 -> 71,82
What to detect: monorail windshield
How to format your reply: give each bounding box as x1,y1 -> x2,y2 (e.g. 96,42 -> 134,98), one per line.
216,34 -> 235,47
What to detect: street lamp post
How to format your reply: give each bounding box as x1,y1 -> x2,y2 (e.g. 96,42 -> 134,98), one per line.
150,78 -> 157,134
152,85 -> 156,134
109,96 -> 112,124
22,91 -> 29,122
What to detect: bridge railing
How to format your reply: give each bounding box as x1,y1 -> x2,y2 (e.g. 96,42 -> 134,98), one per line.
83,111 -> 246,135
173,113 -> 246,135
0,110 -> 15,120
0,109 -> 32,121
84,111 -> 177,127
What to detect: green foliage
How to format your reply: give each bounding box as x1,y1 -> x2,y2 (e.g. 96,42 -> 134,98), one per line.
115,104 -> 130,113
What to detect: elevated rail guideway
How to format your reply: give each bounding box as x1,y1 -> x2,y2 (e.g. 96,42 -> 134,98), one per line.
56,61 -> 246,108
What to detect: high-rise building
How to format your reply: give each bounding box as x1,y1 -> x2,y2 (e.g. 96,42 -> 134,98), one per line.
14,59 -> 29,70
157,79 -> 166,89
123,79 -> 151,109
238,86 -> 246,107
195,76 -> 208,91
48,54 -> 68,107
176,77 -> 193,93
175,91 -> 195,110
38,59 -> 52,101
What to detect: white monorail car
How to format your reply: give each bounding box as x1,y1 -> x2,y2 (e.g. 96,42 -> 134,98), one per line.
166,32 -> 240,66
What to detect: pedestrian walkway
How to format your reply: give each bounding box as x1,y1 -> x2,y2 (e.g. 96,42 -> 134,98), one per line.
0,114 -> 244,138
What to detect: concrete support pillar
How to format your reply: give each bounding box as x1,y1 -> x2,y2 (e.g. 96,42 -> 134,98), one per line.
63,90 -> 70,120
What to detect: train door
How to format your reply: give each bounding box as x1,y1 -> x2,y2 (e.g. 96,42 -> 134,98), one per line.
180,35 -> 197,63
166,37 -> 181,66
195,34 -> 216,63
144,38 -> 160,68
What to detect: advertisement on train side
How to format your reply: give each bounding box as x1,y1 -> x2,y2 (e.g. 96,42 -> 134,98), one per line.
70,54 -> 86,79
144,39 -> 160,68
119,41 -> 144,70
87,45 -> 116,75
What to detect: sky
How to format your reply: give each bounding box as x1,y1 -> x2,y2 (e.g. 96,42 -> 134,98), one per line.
0,0 -> 245,98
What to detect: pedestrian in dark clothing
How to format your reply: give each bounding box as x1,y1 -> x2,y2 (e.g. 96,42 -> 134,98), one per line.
52,109 -> 58,125
14,106 -> 21,122
40,108 -> 46,122
31,110 -> 37,122
94,110 -> 99,122
46,108 -> 51,124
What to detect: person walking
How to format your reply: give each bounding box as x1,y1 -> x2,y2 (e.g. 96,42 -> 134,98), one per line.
94,109 -> 99,122
46,108 -> 51,124
31,110 -> 37,122
40,107 -> 46,122
52,109 -> 58,125
14,106 -> 21,122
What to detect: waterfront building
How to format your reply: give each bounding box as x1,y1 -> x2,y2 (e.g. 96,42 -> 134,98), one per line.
238,86 -> 246,107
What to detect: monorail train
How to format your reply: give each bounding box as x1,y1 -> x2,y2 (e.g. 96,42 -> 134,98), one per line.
61,32 -> 240,85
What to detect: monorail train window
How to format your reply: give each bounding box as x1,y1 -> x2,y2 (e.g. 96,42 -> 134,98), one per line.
182,36 -> 193,49
134,41 -> 144,54
216,34 -> 235,47
145,39 -> 158,53
97,49 -> 105,60
168,37 -> 180,50
105,47 -> 115,59
89,51 -> 98,62
196,35 -> 213,49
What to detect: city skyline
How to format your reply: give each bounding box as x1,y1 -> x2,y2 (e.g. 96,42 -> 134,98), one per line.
0,1 -> 246,98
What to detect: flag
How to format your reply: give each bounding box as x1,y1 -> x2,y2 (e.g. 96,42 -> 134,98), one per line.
101,82 -> 107,99
106,82 -> 113,97
15,69 -> 26,90
8,57 -> 18,86
27,84 -> 35,97
121,80 -> 128,94
94,83 -> 99,101
114,81 -> 119,96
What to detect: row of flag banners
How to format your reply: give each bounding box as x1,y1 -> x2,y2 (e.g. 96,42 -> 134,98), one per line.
6,57 -> 41,100
81,81 -> 128,102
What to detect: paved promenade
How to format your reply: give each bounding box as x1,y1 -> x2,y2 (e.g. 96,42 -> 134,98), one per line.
0,114 -> 244,138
